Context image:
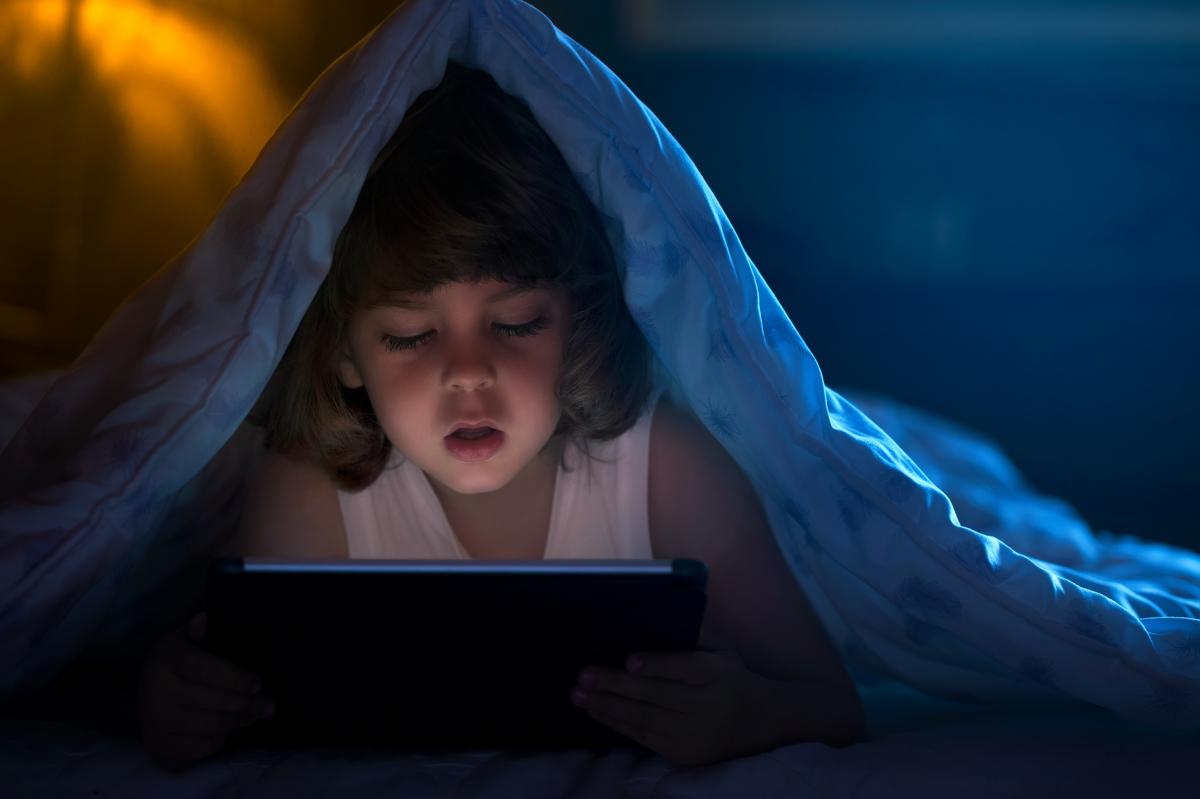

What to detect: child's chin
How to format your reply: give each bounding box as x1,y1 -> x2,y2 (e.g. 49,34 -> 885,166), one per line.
434,463 -> 514,496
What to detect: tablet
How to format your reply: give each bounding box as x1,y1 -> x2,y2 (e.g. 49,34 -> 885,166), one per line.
205,557 -> 708,750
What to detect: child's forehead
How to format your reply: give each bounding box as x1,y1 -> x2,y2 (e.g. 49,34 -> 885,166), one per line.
366,279 -> 559,311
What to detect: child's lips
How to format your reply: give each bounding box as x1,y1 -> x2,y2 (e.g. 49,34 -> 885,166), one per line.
443,428 -> 505,461
446,418 -> 501,435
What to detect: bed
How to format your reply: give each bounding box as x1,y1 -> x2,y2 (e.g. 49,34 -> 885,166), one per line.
2,0 -> 1199,794
4,667 -> 1196,797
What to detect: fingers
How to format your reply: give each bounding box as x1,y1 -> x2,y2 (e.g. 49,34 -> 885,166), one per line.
622,652 -> 716,685
143,686 -> 272,762
175,680 -> 269,717
577,668 -> 694,714
580,686 -> 735,768
177,697 -> 272,734
139,619 -> 273,766
140,693 -> 233,764
162,705 -> 247,739
582,690 -> 678,749
172,644 -> 261,696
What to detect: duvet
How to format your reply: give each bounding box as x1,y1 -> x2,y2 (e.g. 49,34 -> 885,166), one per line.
1,0 -> 1197,741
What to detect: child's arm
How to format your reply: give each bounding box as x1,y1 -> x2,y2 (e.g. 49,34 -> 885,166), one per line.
648,398 -> 861,686
222,448 -> 349,559
140,450 -> 345,767
573,397 -> 864,764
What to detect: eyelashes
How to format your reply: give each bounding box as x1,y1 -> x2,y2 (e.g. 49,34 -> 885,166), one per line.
381,316 -> 550,353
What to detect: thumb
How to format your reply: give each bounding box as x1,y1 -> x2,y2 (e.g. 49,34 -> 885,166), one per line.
187,612 -> 207,645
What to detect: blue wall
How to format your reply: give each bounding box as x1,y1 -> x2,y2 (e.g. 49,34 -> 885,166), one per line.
538,1 -> 1200,549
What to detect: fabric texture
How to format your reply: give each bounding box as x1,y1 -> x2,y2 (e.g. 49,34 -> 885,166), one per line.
5,701 -> 1200,798
339,387 -> 662,560
2,0 -> 1199,731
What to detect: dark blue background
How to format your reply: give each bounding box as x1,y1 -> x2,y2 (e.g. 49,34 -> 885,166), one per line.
536,1 -> 1200,550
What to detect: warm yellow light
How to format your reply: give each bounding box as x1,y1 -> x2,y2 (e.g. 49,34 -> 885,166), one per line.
1,0 -> 289,181
1,1 -> 70,83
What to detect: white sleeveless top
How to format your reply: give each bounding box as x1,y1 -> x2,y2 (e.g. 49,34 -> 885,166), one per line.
337,388 -> 664,559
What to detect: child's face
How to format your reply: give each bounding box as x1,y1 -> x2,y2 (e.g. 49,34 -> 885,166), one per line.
337,278 -> 571,496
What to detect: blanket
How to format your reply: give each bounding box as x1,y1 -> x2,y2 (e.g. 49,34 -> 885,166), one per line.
2,0 -> 1198,735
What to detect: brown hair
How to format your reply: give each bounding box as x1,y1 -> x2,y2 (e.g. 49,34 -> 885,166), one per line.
256,61 -> 654,491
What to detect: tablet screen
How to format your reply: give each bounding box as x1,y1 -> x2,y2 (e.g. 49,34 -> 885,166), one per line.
206,557 -> 707,749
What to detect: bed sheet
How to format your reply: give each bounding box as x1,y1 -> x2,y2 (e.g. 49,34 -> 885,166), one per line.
4,678 -> 1196,799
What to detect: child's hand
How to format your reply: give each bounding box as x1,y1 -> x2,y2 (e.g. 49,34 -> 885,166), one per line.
570,633 -> 782,767
137,611 -> 274,766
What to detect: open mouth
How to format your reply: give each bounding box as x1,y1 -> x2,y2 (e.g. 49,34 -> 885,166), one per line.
443,427 -> 505,461
450,426 -> 496,439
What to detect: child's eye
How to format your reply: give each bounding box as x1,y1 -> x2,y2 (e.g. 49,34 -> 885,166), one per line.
382,331 -> 432,352
495,316 -> 550,338
381,316 -> 549,353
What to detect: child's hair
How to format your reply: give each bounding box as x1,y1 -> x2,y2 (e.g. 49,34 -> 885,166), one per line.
257,61 -> 654,492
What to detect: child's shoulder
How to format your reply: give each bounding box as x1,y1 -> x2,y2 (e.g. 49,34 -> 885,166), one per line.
648,393 -> 731,473
224,447 -> 348,559
648,394 -> 759,551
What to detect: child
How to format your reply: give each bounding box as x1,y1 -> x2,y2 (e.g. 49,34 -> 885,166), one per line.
137,62 -> 865,768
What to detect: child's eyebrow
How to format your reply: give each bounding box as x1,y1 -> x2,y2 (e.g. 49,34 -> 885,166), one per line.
385,284 -> 544,310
